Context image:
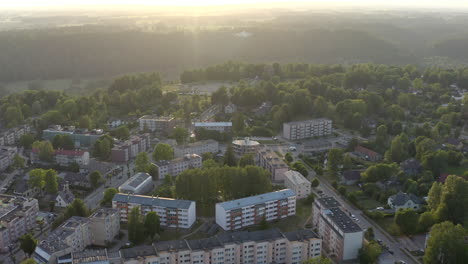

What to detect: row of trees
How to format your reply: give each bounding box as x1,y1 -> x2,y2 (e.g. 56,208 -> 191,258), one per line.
128,207 -> 160,244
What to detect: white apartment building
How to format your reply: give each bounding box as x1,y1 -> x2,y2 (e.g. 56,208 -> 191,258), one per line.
0,195 -> 39,253
256,147 -> 289,182
112,193 -> 196,229
216,189 -> 296,231
283,170 -> 311,199
193,122 -> 232,132
174,139 -> 219,158
232,137 -> 261,157
154,154 -> 202,178
89,208 -> 120,247
283,119 -> 332,140
118,172 -> 154,195
54,149 -> 90,167
312,197 -> 363,261
121,228 -> 321,264
138,115 -> 176,134
0,124 -> 32,146
0,146 -> 18,171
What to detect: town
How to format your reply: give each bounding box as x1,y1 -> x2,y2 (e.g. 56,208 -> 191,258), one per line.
0,60 -> 467,264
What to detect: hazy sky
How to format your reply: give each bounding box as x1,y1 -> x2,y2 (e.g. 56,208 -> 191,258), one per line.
3,0 -> 468,8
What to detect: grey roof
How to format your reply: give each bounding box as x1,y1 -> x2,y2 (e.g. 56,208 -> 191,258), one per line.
342,170 -> 361,181
121,172 -> 151,189
400,158 -> 422,170
323,207 -> 362,233
217,189 -> 295,211
194,122 -> 232,127
56,189 -> 75,204
14,180 -> 29,194
121,245 -> 156,259
389,192 -> 422,206
284,229 -> 319,242
284,118 -> 332,126
154,239 -> 190,252
72,249 -> 108,264
316,197 -> 341,209
90,208 -> 118,219
217,228 -> 284,244
187,237 -> 223,251
113,193 -> 194,209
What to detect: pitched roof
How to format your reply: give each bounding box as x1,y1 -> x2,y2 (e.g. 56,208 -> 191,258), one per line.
342,170 -> 361,181
389,192 -> 421,206
216,189 -> 295,211
354,146 -> 380,158
56,190 -> 75,204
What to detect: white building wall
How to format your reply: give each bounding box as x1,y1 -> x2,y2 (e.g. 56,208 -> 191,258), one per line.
342,231 -> 364,260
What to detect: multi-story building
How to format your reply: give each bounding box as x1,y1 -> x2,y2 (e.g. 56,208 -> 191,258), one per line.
283,119 -> 332,140
0,195 -> 39,253
121,228 -> 321,264
138,116 -> 176,134
111,133 -> 151,162
0,124 -> 32,146
34,210 -> 120,264
154,154 -> 202,179
283,171 -> 311,199
89,208 -> 120,247
312,197 -> 363,261
118,172 -> 154,195
232,137 -> 261,158
174,139 -> 219,158
42,125 -> 103,148
215,189 -> 296,231
31,149 -> 90,167
256,147 -> 289,182
0,146 -> 18,171
194,122 -> 232,133
112,193 -> 196,229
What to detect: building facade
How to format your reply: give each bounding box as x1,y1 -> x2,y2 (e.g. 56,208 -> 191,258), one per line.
0,124 -> 32,146
89,208 -> 120,247
387,192 -> 422,211
312,197 -> 363,261
31,149 -> 90,167
174,139 -> 219,158
216,189 -> 296,231
194,122 -> 232,132
111,134 -> 150,163
0,195 -> 39,253
232,137 -> 261,158
42,125 -> 103,148
138,116 -> 176,134
256,147 -> 289,182
118,172 -> 154,195
283,171 -> 311,199
0,146 -> 18,171
154,154 -> 202,178
283,119 -> 332,140
112,193 -> 196,229
121,228 -> 321,264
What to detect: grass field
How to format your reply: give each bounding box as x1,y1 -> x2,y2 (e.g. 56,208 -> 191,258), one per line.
375,216 -> 400,236
445,165 -> 468,176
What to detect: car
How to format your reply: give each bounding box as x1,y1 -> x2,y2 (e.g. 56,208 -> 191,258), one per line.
355,219 -> 360,222
376,239 -> 383,245
388,250 -> 394,255
376,207 -> 384,210
317,190 -> 323,194
351,214 -> 356,218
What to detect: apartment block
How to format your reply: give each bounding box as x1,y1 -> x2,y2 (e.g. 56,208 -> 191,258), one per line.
42,125 -> 103,148
216,189 -> 296,231
31,149 -> 90,167
283,119 -> 332,140
112,193 -> 196,229
312,197 -> 363,261
34,210 -> 120,264
0,146 -> 18,171
0,195 -> 39,253
256,147 -> 289,182
232,137 -> 261,158
0,124 -> 32,146
121,228 -> 321,264
111,133 -> 150,163
174,139 -> 219,158
283,170 -> 311,199
154,154 -> 202,178
194,122 -> 232,133
138,116 -> 176,134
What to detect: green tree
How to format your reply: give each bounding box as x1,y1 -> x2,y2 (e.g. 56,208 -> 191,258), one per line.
311,178 -> 320,188
153,143 -> 174,161
302,257 -> 332,264
365,227 -> 375,241
5,105 -> 24,128
93,135 -> 114,161
101,188 -> 118,206
147,163 -> 159,180
418,211 -> 436,232
19,134 -> 35,149
358,241 -> 382,264
32,141 -> 54,162
239,154 -> 255,167
223,145 -> 237,166
375,125 -> 388,149
343,153 -> 354,169
232,113 -> 245,134
394,208 -> 418,235
78,115 -> 92,129
12,154 -> 25,169
285,152 -> 293,163
292,161 -> 309,177
44,169 -> 58,194
135,152 -> 150,172
89,171 -> 102,189
434,175 -> 468,224
259,216 -> 270,230
19,233 -> 37,257
361,163 -> 399,182
64,199 -> 89,218
128,206 -> 145,244
114,126 -> 130,140
327,148 -> 343,176
171,127 -> 189,145
20,259 -> 37,264
424,221 -> 468,264
144,211 -> 161,240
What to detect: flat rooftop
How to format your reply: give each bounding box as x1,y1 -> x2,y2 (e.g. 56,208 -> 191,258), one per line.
323,207 -> 362,233
316,197 -> 341,209
194,122 -> 232,127
284,118 -> 332,126
120,172 -> 151,189
113,193 -> 194,210
284,170 -> 310,185
139,115 -> 174,121
217,189 -> 295,211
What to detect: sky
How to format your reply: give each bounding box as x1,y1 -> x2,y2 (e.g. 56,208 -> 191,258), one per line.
3,0 -> 468,9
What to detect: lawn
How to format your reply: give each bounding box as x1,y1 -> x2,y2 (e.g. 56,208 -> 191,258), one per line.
444,165 -> 468,176
375,216 -> 400,236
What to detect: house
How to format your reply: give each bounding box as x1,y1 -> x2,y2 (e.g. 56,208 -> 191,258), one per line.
61,172 -> 91,189
14,181 -> 40,198
387,192 -> 422,211
400,158 -> 422,176
353,146 -> 382,162
224,103 -> 237,114
55,183 -> 75,208
341,170 -> 361,185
